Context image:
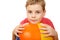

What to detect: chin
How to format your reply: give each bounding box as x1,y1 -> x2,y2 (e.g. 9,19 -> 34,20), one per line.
28,20 -> 39,24
30,21 -> 38,24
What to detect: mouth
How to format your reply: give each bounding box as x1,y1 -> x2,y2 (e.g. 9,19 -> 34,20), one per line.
31,20 -> 37,22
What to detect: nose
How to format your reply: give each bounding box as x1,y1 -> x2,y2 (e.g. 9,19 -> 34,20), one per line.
32,13 -> 36,18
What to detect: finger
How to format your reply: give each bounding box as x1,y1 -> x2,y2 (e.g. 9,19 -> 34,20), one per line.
18,28 -> 24,31
40,28 -> 47,31
16,29 -> 23,33
40,23 -> 49,28
19,23 -> 29,28
19,24 -> 24,28
14,32 -> 19,37
44,34 -> 52,37
23,23 -> 29,27
41,31 -> 50,34
17,31 -> 23,34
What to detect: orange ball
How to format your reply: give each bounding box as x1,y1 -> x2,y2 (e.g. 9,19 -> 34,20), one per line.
19,23 -> 41,40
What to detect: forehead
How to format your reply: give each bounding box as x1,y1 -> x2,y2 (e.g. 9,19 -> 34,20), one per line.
26,4 -> 43,11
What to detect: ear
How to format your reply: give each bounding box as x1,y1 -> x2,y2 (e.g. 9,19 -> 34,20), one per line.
43,10 -> 46,16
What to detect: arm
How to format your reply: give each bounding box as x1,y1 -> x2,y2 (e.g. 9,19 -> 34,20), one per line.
12,25 -> 20,40
54,31 -> 58,40
12,30 -> 16,40
41,18 -> 59,40
40,23 -> 58,40
12,18 -> 28,40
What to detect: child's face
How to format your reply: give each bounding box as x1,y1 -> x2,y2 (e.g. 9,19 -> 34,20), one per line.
26,4 -> 45,24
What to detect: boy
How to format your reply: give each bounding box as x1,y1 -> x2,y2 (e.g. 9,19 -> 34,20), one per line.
12,0 -> 58,40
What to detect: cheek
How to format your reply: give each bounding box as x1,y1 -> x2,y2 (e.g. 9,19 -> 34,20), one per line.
27,13 -> 31,18
27,13 -> 29,17
37,14 -> 41,17
36,14 -> 43,19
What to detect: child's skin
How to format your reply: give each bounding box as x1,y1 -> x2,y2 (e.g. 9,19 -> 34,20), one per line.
12,3 -> 58,40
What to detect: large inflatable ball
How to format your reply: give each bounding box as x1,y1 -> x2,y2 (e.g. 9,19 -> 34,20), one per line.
19,23 -> 53,40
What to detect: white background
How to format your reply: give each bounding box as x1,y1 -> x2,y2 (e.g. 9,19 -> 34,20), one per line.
0,0 -> 60,40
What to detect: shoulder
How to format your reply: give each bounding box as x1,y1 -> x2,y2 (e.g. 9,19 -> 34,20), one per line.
20,18 -> 28,24
41,17 -> 55,29
41,17 -> 52,23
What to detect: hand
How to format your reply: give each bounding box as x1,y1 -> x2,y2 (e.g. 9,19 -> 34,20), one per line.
40,23 -> 58,38
13,23 -> 29,37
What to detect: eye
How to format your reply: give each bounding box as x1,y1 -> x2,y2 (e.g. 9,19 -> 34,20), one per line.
28,10 -> 32,13
36,11 -> 40,14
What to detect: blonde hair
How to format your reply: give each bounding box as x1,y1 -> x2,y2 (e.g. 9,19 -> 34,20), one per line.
25,0 -> 45,11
